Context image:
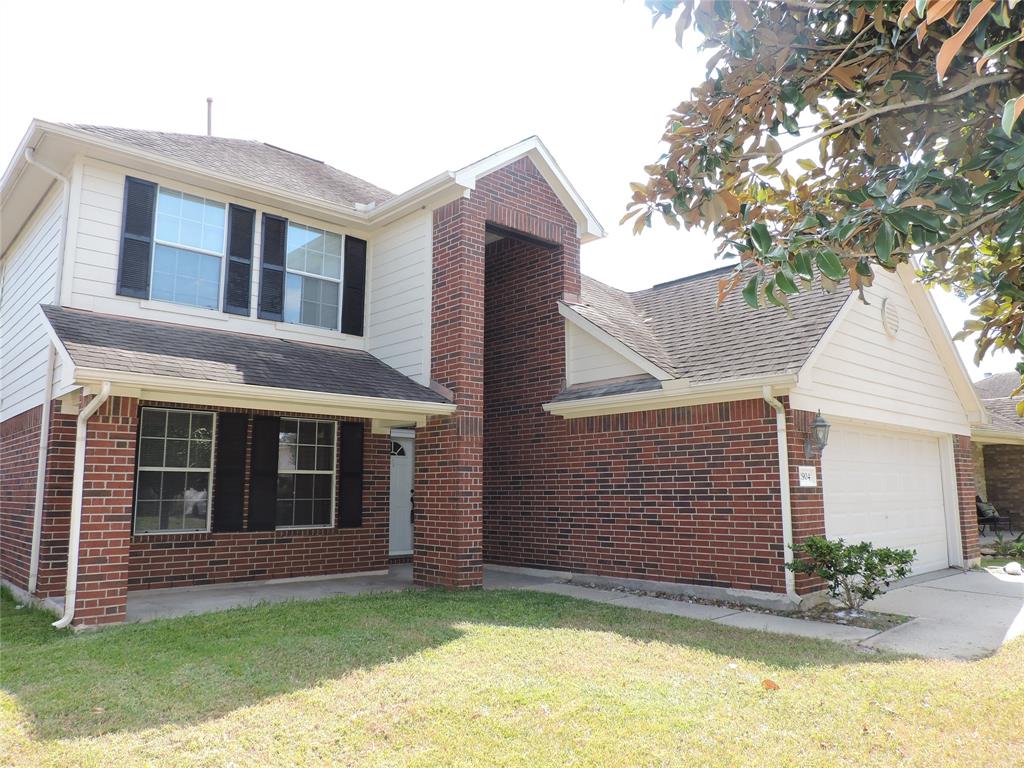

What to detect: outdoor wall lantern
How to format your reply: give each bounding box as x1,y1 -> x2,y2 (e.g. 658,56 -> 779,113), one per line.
804,411 -> 831,459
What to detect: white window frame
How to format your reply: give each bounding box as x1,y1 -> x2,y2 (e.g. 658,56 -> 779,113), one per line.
276,417 -> 337,530
283,222 -> 345,332
134,407 -> 217,535
149,186 -> 229,312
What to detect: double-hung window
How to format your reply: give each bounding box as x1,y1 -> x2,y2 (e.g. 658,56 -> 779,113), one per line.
151,188 -> 226,310
283,223 -> 343,330
276,418 -> 336,528
135,408 -> 215,533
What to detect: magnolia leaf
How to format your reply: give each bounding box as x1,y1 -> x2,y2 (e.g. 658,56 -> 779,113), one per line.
742,274 -> 760,308
815,250 -> 846,282
794,251 -> 814,281
936,0 -> 996,82
915,0 -> 928,17
875,220 -> 895,262
976,30 -> 1024,74
1002,95 -> 1024,137
750,222 -> 772,253
796,158 -> 817,171
926,0 -> 958,24
775,268 -> 799,294
898,0 -> 917,28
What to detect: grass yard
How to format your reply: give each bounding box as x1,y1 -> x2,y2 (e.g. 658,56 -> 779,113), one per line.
1,587 -> 1021,767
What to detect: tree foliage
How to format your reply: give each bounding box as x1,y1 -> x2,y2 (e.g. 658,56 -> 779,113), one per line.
787,536 -> 915,611
627,0 -> 1024,399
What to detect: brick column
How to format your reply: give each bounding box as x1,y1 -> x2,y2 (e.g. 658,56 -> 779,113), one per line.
72,396 -> 138,626
953,435 -> 980,566
414,199 -> 485,587
786,407 -> 827,595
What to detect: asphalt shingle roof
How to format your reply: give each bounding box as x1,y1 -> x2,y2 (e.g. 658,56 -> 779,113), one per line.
572,265 -> 850,385
982,397 -> 1024,436
65,124 -> 394,209
974,372 -> 1022,399
42,305 -> 447,404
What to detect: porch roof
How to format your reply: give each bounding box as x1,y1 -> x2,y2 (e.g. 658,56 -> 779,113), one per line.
41,305 -> 449,409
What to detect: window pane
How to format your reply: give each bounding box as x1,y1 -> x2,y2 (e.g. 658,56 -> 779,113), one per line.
297,445 -> 316,471
161,499 -> 184,530
312,499 -> 331,526
277,474 -> 294,500
295,474 -> 314,499
314,473 -> 332,499
283,274 -> 302,324
166,410 -> 190,438
191,412 -> 214,440
278,443 -> 297,472
141,409 -> 167,437
293,499 -> 313,527
152,245 -> 221,310
316,446 -> 333,471
183,473 -> 209,528
137,471 -> 163,501
139,438 -> 165,467
135,500 -> 161,532
275,500 -> 294,528
164,439 -> 188,467
188,439 -> 211,469
316,422 -> 334,445
298,421 -> 316,445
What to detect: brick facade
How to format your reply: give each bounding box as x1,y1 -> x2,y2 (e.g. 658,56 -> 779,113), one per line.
954,435 -> 980,564
0,405 -> 43,590
127,403 -> 389,591
480,233 -> 829,593
415,156 -> 580,588
980,442 -> 1023,530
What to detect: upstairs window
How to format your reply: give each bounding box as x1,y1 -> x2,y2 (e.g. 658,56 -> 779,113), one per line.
283,222 -> 343,330
151,188 -> 226,310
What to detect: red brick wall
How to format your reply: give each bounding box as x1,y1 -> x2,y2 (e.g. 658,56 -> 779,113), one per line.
416,156 -> 580,588
73,395 -> 138,626
0,405 -> 43,590
982,443 -> 1024,530
36,404 -> 76,598
955,436 -> 980,563
127,402 -> 389,591
480,234 -> 812,593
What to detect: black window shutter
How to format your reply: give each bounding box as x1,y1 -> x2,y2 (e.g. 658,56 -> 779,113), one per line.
116,176 -> 157,298
248,415 -> 280,531
341,237 -> 367,336
212,413 -> 248,532
338,421 -> 364,528
223,205 -> 255,316
258,214 -> 287,321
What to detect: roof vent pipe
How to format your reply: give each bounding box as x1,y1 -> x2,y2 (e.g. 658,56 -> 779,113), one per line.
206,97 -> 213,137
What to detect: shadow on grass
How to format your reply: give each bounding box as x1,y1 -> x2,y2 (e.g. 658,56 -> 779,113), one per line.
1,585 -> 906,740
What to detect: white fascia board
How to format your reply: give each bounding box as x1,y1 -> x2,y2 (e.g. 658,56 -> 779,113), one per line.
543,374 -> 798,418
971,427 -> 1024,446
558,302 -> 675,381
453,136 -> 606,243
71,366 -> 456,422
896,263 -> 985,424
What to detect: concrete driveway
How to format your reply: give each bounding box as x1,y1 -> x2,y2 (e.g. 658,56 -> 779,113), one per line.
863,567 -> 1024,659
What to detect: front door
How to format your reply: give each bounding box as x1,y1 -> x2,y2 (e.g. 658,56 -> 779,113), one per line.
388,436 -> 414,556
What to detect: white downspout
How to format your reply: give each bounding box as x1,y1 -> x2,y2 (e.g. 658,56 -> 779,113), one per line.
24,148 -> 71,595
52,381 -> 111,629
762,386 -> 798,604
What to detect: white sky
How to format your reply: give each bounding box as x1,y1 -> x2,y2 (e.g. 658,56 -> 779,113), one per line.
1,0 -> 1017,378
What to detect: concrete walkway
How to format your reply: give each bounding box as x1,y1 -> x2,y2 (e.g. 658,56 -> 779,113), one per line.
862,567 -> 1024,659
123,564 -> 1023,660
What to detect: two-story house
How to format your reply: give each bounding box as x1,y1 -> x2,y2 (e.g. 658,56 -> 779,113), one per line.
1,121 -> 983,628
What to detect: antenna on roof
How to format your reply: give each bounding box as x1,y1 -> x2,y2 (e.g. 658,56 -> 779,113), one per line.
206,97 -> 213,137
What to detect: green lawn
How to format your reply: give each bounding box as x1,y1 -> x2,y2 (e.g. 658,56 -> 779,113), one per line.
1,587 -> 1020,767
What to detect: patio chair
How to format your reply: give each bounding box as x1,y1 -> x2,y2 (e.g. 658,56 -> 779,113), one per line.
976,496 -> 1012,535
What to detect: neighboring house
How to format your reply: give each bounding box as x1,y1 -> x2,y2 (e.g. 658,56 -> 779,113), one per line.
0,120 -> 983,627
971,372 -> 1024,529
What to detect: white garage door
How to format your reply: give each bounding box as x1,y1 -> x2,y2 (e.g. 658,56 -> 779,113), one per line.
821,425 -> 950,574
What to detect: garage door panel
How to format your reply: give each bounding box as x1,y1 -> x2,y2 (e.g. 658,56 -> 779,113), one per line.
822,425 -> 949,574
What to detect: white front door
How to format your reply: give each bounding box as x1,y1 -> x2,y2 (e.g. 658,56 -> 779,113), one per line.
821,424 -> 950,574
389,436 -> 414,556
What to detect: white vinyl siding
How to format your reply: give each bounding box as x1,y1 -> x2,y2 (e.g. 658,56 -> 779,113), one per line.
366,210 -> 432,384
790,269 -> 970,436
66,159 -> 371,349
0,188 -> 63,422
564,321 -> 645,386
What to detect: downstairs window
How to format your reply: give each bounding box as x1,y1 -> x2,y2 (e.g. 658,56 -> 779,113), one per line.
276,418 -> 336,528
135,408 -> 215,533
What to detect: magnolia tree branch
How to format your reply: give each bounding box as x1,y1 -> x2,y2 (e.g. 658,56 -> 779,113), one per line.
805,24 -> 874,88
736,72 -> 1015,163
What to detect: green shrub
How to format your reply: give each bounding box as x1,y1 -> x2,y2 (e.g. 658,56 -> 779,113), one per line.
787,536 -> 915,612
990,534 -> 1016,558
